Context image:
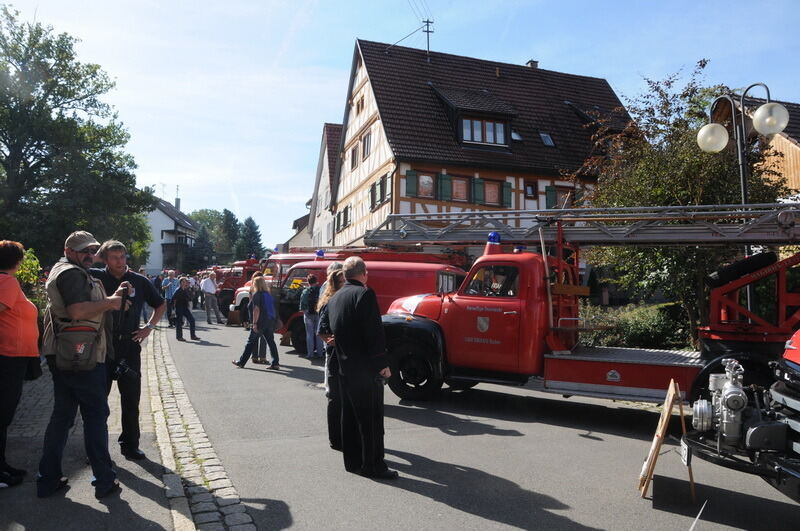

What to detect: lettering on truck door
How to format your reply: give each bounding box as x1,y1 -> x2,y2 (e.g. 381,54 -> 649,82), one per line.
442,264 -> 521,371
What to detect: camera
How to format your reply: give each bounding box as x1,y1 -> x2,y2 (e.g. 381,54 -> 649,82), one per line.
114,358 -> 139,379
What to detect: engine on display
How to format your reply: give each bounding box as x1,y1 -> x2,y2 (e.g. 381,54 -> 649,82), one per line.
692,359 -> 788,453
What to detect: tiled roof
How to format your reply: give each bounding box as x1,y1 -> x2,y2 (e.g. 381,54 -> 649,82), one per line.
357,39 -> 627,175
324,123 -> 343,185
155,198 -> 198,231
779,100 -> 800,145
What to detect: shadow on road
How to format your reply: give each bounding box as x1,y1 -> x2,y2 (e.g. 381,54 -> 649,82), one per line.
383,449 -> 600,530
384,403 -> 523,437
650,474 -> 799,529
239,497 -> 293,530
399,387 -> 673,442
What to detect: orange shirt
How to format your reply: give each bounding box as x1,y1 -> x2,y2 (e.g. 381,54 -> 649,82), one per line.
0,273 -> 40,357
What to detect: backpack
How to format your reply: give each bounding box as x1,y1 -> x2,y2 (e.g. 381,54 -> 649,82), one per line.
306,285 -> 321,315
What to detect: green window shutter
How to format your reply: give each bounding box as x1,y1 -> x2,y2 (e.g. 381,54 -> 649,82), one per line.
405,170 -> 417,197
502,181 -> 512,208
438,174 -> 452,201
545,185 -> 557,209
472,178 -> 484,204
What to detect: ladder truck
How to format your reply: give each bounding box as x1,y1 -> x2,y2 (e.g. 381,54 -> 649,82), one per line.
364,203 -> 800,502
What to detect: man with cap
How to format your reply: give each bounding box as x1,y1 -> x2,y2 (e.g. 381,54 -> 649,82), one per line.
37,231 -> 129,499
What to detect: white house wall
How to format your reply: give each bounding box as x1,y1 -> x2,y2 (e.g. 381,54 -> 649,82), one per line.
311,146 -> 335,247
334,56 -> 395,246
143,208 -> 174,275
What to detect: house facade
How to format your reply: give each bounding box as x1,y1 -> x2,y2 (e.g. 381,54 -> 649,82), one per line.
763,100 -> 800,191
142,198 -> 199,275
308,123 -> 343,247
313,40 -> 626,247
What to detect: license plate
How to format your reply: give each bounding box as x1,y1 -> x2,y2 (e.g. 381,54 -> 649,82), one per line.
680,437 -> 692,467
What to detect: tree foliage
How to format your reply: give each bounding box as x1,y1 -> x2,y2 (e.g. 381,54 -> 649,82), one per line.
0,6 -> 155,265
573,60 -> 791,344
221,209 -> 240,253
185,225 -> 214,271
234,217 -> 264,260
189,208 -> 226,251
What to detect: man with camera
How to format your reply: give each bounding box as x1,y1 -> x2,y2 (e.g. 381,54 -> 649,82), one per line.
91,240 -> 165,460
39,231 -> 129,498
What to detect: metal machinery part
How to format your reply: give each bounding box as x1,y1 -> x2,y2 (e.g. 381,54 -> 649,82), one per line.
692,359 -> 749,446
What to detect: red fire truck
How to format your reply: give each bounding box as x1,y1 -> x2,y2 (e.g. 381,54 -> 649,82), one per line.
365,203 -> 800,502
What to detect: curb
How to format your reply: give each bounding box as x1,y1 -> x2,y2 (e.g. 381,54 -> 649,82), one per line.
145,328 -> 256,531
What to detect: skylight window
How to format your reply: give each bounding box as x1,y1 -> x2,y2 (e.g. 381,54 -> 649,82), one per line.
539,132 -> 555,147
511,130 -> 523,141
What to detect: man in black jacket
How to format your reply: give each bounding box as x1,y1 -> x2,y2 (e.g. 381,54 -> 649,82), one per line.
326,256 -> 397,479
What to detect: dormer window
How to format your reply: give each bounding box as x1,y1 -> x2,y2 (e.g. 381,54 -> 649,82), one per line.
462,118 -> 507,145
539,132 -> 555,147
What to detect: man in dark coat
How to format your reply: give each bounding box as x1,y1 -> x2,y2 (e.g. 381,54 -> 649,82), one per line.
326,256 -> 397,479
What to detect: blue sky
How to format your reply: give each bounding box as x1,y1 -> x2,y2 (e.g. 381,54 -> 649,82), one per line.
12,0 -> 800,249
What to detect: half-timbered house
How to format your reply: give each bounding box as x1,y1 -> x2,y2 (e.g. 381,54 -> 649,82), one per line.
318,39 -> 626,246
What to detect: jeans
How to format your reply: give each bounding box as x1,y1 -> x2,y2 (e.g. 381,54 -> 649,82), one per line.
166,298 -> 175,326
39,362 -> 115,490
237,329 -> 279,367
106,339 -> 142,450
175,307 -> 196,339
0,356 -> 29,468
204,293 -> 224,323
303,313 -> 323,357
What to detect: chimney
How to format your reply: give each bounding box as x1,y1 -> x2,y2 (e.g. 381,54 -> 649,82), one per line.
175,197 -> 181,211
526,59 -> 539,69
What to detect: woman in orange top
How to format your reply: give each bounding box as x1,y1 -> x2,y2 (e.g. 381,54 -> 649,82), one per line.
0,240 -> 40,488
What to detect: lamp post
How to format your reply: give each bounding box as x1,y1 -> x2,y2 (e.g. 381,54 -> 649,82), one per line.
697,83 -> 790,314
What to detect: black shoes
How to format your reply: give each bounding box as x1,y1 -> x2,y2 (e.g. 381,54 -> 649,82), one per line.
359,468 -> 399,480
95,479 -> 121,499
36,476 -> 69,497
190,335 -> 200,340
0,470 -> 24,488
176,337 -> 186,341
121,447 -> 146,461
232,360 -> 243,368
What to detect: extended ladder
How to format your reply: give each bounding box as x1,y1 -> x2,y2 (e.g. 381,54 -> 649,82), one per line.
363,203 -> 800,246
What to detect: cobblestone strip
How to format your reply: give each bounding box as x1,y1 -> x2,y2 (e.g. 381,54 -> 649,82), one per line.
145,328 -> 256,531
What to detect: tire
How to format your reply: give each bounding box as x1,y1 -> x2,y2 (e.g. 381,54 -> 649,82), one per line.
387,341 -> 443,401
290,319 -> 307,355
238,298 -> 250,324
218,289 -> 234,318
446,380 -> 478,391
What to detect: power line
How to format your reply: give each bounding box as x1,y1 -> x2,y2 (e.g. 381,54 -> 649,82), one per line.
406,0 -> 422,20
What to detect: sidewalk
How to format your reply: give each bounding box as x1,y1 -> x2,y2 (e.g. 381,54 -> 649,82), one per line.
1,345 -> 173,530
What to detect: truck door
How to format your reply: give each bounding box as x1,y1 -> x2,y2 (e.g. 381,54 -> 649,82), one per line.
443,263 -> 521,371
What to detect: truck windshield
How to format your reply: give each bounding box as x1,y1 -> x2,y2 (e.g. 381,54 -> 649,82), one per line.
464,265 -> 519,297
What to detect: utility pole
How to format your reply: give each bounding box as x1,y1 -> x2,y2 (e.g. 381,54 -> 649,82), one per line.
423,19 -> 434,62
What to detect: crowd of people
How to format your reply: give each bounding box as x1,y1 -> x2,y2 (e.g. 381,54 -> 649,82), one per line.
0,232 -> 398,500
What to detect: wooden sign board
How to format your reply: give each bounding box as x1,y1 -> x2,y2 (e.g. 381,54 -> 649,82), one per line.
638,379 -> 696,501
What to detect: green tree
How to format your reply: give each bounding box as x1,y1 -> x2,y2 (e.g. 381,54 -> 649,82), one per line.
189,208 -> 226,251
186,225 -> 214,271
221,209 -> 240,252
574,61 -> 790,344
234,217 -> 264,260
0,6 -> 155,265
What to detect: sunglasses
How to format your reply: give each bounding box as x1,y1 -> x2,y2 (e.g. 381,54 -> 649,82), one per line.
75,247 -> 99,255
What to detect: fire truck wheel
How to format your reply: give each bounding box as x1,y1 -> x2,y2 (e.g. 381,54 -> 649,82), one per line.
290,320 -> 307,355
218,289 -> 234,318
387,341 -> 443,400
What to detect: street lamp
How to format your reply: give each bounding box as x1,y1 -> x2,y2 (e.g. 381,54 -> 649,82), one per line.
696,83 -> 790,313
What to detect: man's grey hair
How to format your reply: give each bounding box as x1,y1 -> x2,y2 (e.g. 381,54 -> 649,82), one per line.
342,256 -> 366,279
97,240 -> 127,260
327,261 -> 344,274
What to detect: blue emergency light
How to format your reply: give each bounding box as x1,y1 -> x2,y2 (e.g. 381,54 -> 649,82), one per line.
315,249 -> 325,258
487,232 -> 501,244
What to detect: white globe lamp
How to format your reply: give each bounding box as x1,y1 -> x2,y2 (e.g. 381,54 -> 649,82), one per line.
752,102 -> 790,135
697,123 -> 730,153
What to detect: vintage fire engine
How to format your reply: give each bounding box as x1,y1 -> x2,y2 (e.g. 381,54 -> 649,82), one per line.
365,203 -> 800,502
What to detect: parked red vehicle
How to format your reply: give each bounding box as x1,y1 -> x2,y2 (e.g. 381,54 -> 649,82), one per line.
275,259 -> 465,353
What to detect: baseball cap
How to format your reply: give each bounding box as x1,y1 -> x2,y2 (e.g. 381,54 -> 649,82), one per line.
65,231 -> 100,251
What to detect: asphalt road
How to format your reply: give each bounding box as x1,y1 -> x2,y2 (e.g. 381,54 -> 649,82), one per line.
166,310 -> 799,530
